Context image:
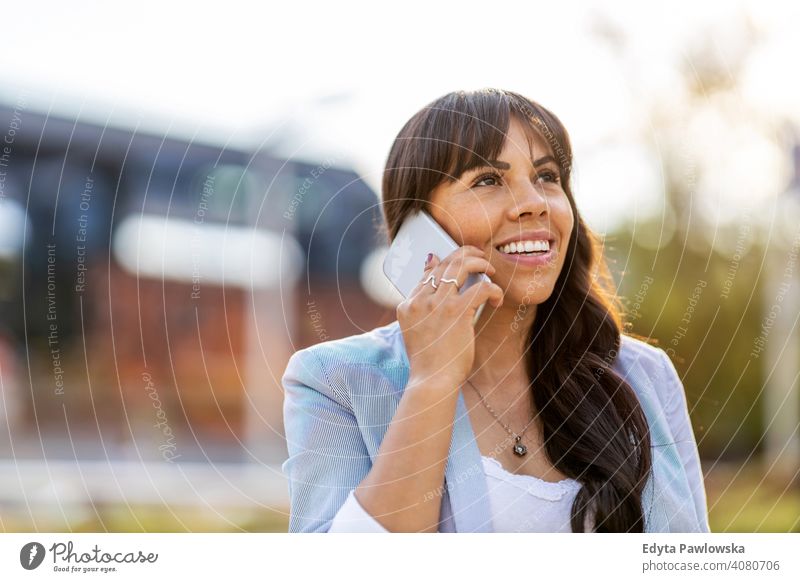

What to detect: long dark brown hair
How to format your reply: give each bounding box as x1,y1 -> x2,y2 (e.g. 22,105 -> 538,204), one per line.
380,88 -> 652,532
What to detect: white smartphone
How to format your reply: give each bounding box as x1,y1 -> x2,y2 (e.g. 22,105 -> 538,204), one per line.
383,209 -> 490,326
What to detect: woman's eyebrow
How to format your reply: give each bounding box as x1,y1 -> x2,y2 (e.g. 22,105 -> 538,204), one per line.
471,155 -> 557,171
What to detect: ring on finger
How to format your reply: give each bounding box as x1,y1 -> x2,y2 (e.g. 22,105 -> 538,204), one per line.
439,277 -> 460,290
424,274 -> 438,289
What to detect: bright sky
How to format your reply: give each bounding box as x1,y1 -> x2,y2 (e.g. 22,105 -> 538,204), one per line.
2,0 -> 798,236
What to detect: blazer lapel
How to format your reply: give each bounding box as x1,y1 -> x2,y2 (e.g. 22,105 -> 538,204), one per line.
613,352 -> 668,532
443,387 -> 494,532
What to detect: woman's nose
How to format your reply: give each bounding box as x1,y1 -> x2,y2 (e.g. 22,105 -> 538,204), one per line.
507,181 -> 548,219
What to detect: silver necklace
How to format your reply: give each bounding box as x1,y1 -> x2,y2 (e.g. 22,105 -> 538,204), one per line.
465,378 -> 538,457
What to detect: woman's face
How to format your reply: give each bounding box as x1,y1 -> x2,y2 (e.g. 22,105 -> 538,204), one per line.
428,117 -> 575,312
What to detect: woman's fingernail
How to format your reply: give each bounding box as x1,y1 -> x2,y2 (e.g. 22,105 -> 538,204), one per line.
425,252 -> 433,266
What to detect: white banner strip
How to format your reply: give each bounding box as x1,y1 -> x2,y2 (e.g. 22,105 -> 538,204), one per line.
1,533 -> 798,581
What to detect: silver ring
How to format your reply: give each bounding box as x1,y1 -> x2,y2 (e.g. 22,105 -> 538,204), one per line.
424,274 -> 437,289
439,277 -> 460,289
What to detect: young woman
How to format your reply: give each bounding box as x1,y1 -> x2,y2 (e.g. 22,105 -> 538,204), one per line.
281,88 -> 710,533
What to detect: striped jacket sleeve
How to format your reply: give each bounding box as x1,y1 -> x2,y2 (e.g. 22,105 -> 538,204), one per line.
654,348 -> 711,532
281,347 -> 389,532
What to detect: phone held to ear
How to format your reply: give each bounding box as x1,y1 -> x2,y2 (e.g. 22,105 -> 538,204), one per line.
382,210 -> 491,327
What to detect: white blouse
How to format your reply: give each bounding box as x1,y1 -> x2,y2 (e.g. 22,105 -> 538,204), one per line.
328,455 -> 591,533
480,455 -> 586,532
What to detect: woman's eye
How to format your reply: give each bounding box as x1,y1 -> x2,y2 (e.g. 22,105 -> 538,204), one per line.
471,169 -> 560,188
537,170 -> 560,184
473,172 -> 501,187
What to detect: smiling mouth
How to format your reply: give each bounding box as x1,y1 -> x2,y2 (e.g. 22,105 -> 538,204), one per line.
494,238 -> 556,256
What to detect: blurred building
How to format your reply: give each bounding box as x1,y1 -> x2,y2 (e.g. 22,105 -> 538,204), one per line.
0,102 -> 392,465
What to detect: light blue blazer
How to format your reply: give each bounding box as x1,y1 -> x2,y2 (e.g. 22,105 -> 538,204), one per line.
281,320 -> 710,533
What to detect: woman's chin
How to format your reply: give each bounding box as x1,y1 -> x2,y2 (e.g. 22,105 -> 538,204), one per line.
496,282 -> 555,308
490,289 -> 553,315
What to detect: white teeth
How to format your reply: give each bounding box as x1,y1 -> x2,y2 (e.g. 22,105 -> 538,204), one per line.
498,240 -> 550,254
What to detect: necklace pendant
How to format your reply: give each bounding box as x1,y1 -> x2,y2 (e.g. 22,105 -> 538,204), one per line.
512,437 -> 527,457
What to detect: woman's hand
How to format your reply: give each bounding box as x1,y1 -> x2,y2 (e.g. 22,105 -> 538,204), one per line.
396,246 -> 504,389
